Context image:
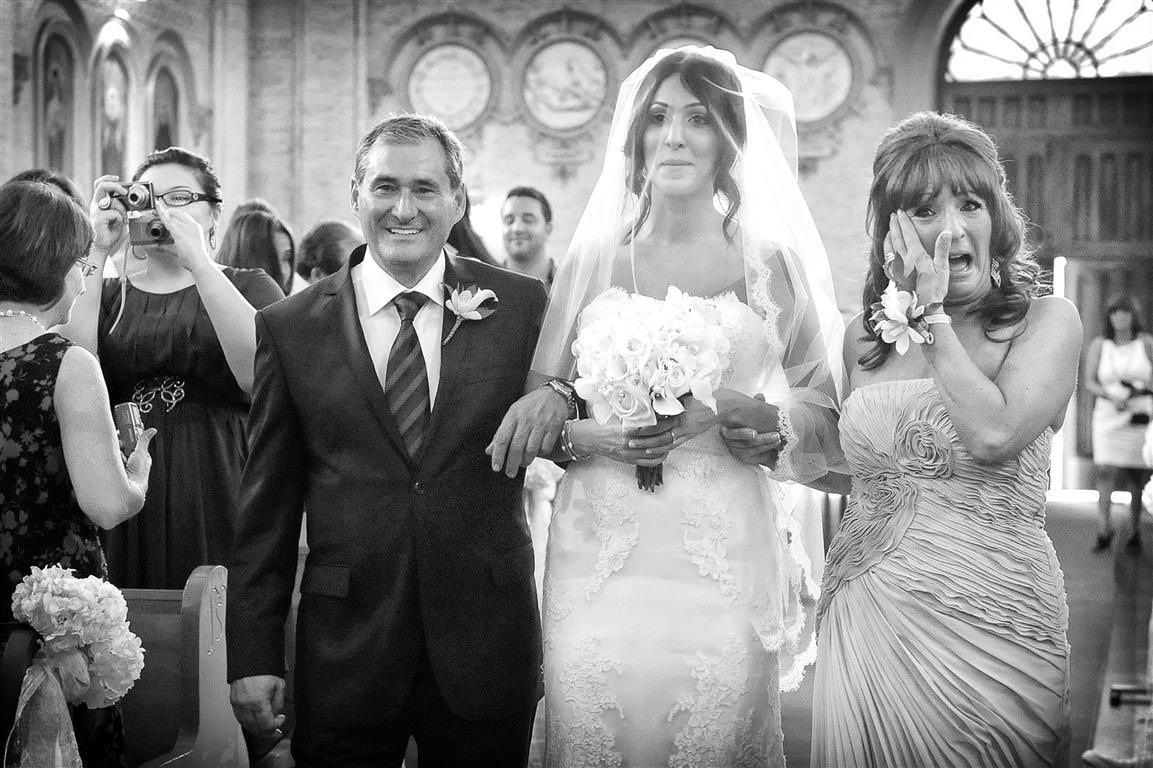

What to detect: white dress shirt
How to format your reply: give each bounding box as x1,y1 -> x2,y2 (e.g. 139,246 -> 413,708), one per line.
352,253 -> 445,408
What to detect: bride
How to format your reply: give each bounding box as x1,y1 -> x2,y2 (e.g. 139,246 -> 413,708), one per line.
514,46 -> 845,766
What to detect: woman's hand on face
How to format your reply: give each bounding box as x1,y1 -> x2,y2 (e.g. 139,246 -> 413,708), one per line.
888,210 -> 950,305
90,176 -> 129,258
154,201 -> 213,273
569,417 -> 680,467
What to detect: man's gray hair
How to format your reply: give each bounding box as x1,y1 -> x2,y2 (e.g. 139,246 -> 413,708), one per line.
353,114 -> 464,190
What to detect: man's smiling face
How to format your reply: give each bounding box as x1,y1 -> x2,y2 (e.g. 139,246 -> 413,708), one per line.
351,138 -> 463,283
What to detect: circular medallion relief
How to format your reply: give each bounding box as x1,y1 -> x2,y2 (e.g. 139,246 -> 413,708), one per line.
407,44 -> 492,131
522,40 -> 608,132
763,31 -> 855,124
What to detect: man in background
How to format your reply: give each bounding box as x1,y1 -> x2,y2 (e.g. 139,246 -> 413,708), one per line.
500,186 -> 554,291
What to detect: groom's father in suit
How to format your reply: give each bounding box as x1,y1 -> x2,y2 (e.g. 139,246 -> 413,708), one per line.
227,114 -> 547,767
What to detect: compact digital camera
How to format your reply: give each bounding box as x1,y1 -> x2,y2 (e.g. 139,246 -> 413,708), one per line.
113,181 -> 173,246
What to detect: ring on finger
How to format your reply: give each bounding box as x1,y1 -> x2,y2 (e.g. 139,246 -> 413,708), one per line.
98,196 -> 112,211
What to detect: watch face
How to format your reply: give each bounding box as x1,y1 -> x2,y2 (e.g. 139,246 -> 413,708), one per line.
764,31 -> 854,124
522,40 -> 608,132
408,44 -> 492,131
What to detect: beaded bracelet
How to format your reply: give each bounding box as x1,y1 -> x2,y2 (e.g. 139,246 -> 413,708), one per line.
559,418 -> 590,461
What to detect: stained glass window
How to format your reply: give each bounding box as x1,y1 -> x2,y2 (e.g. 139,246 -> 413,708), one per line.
947,0 -> 1153,81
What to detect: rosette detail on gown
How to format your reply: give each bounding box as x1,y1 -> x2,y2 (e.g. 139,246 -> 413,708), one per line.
543,292 -> 817,768
813,378 -> 1071,768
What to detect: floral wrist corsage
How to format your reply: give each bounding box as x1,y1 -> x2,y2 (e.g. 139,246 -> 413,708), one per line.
870,281 -> 948,355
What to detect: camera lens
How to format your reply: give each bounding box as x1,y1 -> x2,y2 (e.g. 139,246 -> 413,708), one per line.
127,184 -> 148,207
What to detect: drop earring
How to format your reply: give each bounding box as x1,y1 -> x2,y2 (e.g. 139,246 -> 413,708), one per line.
990,262 -> 1002,288
208,226 -> 217,250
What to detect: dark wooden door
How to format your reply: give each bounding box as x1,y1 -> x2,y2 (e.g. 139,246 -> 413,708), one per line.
941,76 -> 1153,487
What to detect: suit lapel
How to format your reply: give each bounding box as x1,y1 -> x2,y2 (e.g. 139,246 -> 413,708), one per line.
423,254 -> 478,468
325,246 -> 409,462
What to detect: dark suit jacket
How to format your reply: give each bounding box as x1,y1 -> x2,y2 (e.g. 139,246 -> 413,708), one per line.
227,246 -> 547,727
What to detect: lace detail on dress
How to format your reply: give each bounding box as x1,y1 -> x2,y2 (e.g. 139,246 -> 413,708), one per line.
764,404 -> 796,482
746,255 -> 783,364
547,635 -> 624,768
674,454 -> 739,601
582,470 -> 639,600
668,634 -> 769,768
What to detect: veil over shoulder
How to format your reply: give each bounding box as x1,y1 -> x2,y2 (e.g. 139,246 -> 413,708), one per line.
532,45 -> 846,485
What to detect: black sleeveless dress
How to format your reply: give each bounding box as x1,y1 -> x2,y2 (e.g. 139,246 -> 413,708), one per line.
0,332 -> 124,767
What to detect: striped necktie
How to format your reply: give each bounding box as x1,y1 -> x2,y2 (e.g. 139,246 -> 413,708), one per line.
385,292 -> 430,460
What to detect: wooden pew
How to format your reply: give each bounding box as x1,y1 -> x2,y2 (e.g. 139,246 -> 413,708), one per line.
123,564 -> 249,768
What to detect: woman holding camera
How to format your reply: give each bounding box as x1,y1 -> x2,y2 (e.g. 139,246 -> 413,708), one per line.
61,148 -> 283,589
1085,295 -> 1153,551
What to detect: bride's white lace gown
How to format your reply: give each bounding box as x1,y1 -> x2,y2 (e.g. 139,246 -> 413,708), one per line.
542,292 -> 815,768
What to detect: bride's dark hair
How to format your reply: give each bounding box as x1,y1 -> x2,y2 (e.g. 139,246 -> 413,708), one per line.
624,50 -> 746,244
860,111 -> 1041,370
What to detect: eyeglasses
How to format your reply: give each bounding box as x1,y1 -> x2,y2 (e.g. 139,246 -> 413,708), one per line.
76,258 -> 99,278
156,189 -> 222,207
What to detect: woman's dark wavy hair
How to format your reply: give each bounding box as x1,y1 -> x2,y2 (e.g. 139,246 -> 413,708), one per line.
217,210 -> 295,293
1102,295 -> 1144,340
624,50 -> 746,243
132,146 -> 222,217
298,219 -> 361,279
859,111 -> 1041,370
0,181 -> 93,305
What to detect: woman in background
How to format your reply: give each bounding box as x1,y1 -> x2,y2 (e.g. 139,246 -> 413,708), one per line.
813,111 -> 1078,768
1084,295 -> 1153,550
59,147 -> 283,590
296,219 -> 361,283
217,208 -> 298,296
1,180 -> 155,766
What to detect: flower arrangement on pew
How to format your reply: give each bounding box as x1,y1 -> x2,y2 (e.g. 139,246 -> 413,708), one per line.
5,565 -> 145,765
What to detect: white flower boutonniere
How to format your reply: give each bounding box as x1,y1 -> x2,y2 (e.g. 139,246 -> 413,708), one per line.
869,281 -> 931,355
442,283 -> 499,346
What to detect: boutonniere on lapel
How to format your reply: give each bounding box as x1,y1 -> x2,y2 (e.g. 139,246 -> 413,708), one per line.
442,283 -> 499,346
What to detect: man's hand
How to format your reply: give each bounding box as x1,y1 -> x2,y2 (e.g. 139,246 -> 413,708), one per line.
230,675 -> 287,736
487,387 -> 570,477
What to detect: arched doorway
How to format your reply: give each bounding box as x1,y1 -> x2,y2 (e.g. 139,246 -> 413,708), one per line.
939,0 -> 1153,488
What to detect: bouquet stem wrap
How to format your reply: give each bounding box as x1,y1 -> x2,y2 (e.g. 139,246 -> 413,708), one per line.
4,664 -> 83,768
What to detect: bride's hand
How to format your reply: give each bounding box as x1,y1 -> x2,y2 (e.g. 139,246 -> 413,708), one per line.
717,393 -> 784,466
664,396 -> 723,451
567,418 -> 679,467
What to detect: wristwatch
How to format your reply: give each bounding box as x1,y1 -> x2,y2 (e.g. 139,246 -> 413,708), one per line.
541,379 -> 579,419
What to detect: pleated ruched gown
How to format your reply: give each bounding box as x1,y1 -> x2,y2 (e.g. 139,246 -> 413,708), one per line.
812,378 -> 1070,768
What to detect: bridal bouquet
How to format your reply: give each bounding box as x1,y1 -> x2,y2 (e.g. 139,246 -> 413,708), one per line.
572,287 -> 731,491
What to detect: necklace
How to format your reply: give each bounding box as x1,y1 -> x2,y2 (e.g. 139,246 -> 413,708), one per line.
0,309 -> 46,330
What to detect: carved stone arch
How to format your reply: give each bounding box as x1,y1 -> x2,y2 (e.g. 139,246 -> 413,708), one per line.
509,10 -> 623,181
627,4 -> 744,67
144,30 -> 201,151
511,9 -> 624,54
31,0 -> 92,176
750,1 -> 881,173
379,12 -> 506,135
90,20 -> 141,179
